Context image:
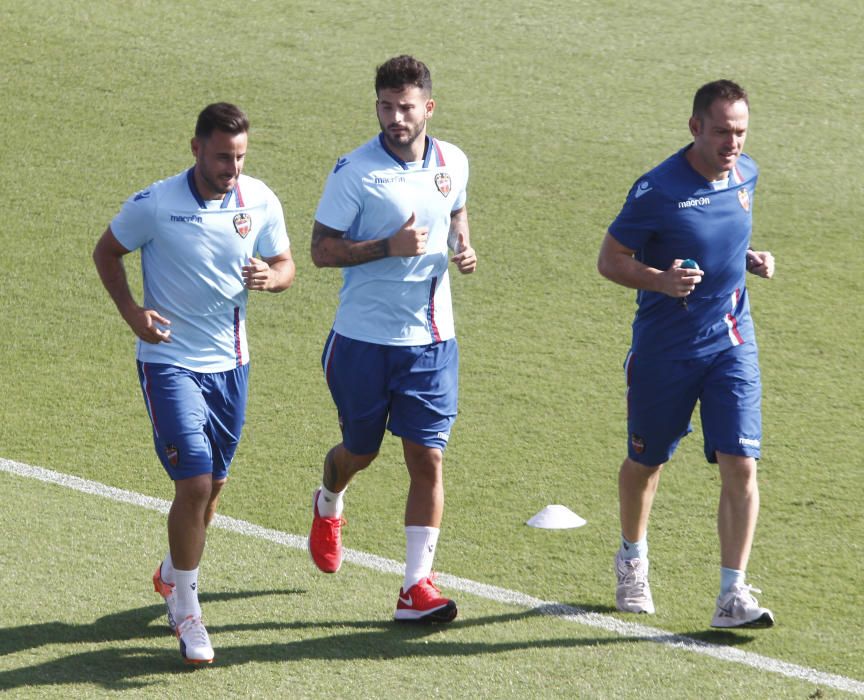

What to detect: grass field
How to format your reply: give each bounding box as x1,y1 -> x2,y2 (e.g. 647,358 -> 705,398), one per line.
1,0 -> 862,697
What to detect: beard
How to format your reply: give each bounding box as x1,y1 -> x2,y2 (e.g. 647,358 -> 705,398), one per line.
379,120 -> 425,154
200,169 -> 235,196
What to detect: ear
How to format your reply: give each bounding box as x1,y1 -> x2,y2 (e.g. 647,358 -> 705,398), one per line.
191,137 -> 200,159
688,116 -> 701,138
425,98 -> 436,119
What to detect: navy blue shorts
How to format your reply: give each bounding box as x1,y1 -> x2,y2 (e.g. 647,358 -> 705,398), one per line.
137,361 -> 249,481
321,331 -> 459,454
624,342 -> 762,466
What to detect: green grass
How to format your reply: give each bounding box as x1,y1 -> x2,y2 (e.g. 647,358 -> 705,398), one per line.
1,0 -> 862,696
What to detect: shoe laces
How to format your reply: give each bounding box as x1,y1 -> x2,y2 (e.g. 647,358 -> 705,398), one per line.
178,616 -> 210,646
317,514 -> 346,542
730,583 -> 762,607
415,573 -> 447,597
620,559 -> 649,587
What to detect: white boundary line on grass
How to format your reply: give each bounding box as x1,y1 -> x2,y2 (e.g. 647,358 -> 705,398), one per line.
3,456 -> 862,696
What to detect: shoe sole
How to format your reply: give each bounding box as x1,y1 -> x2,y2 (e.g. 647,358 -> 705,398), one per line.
616,604 -> 655,614
180,642 -> 214,665
711,611 -> 775,629
394,601 -> 458,623
308,489 -> 343,574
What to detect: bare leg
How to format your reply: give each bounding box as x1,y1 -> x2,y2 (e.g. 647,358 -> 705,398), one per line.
716,453 -> 759,570
168,473 -> 215,570
618,457 -> 663,542
402,440 -> 444,527
322,443 -> 377,492
204,478 -> 226,527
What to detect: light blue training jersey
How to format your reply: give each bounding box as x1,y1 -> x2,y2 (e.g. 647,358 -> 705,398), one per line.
111,168 -> 290,372
315,134 -> 469,346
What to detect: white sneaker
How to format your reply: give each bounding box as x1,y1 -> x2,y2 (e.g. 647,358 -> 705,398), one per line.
615,553 -> 655,614
711,583 -> 775,628
176,615 -> 214,664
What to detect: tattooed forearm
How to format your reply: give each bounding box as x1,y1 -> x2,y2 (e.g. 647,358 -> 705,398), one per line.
311,220 -> 390,268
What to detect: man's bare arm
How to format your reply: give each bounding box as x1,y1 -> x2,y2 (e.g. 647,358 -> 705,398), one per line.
310,220 -> 390,268
310,214 -> 429,268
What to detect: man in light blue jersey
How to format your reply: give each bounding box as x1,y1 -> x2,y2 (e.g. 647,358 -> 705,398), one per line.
93,103 -> 295,662
307,55 -> 477,623
598,80 -> 777,628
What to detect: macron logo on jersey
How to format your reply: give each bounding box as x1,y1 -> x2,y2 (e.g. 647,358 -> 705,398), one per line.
134,191 -> 151,201
634,181 -> 652,198
374,175 -> 407,185
678,196 -> 711,209
170,214 -> 203,224
333,157 -> 349,173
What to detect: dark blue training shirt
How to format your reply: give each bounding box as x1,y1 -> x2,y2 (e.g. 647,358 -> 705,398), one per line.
609,145 -> 758,359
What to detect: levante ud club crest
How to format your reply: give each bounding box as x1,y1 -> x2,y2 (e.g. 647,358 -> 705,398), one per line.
738,188 -> 750,212
233,212 -> 252,238
435,172 -> 451,197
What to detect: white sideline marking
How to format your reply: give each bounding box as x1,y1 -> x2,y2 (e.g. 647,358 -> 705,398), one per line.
3,456 -> 862,695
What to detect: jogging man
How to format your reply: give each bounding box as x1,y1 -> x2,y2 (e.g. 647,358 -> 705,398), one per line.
93,103 -> 295,662
307,55 -> 477,622
598,80 -> 776,628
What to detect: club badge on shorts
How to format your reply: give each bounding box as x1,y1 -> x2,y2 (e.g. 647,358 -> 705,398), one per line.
630,433 -> 645,455
737,188 -> 750,212
434,172 -> 451,197
165,444 -> 180,466
233,212 -> 252,238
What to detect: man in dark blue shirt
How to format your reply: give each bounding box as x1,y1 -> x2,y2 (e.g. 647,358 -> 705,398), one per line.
598,80 -> 776,628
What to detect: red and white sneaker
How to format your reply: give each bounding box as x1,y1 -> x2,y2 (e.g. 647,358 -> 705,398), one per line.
308,489 -> 346,573
394,576 -> 458,623
176,615 -> 214,664
152,564 -> 178,632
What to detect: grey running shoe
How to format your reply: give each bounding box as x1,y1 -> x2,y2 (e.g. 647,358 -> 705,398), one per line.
711,583 -> 775,628
615,553 -> 655,614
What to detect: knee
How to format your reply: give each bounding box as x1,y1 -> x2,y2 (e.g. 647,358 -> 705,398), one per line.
621,458 -> 662,483
718,455 -> 758,491
174,474 -> 215,507
404,444 -> 443,483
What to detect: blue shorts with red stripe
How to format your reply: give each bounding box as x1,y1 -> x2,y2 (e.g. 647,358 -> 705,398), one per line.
137,361 -> 249,481
321,331 -> 459,454
624,342 -> 762,466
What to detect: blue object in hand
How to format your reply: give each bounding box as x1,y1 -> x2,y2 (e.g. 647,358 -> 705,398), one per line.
679,259 -> 700,309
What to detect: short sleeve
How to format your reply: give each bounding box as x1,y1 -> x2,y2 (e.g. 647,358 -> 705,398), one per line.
111,189 -> 158,252
315,161 -> 363,232
608,178 -> 663,251
255,188 -> 290,258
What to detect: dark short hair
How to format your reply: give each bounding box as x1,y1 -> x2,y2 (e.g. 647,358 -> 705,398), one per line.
375,55 -> 432,96
195,102 -> 249,139
692,80 -> 749,118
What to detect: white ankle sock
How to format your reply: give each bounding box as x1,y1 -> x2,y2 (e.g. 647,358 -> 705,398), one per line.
720,566 -> 746,595
172,567 -> 202,620
317,485 -> 345,518
403,526 -> 439,591
620,535 -> 648,561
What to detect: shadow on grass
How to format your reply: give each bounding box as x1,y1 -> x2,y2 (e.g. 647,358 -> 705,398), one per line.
0,589 -> 757,692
